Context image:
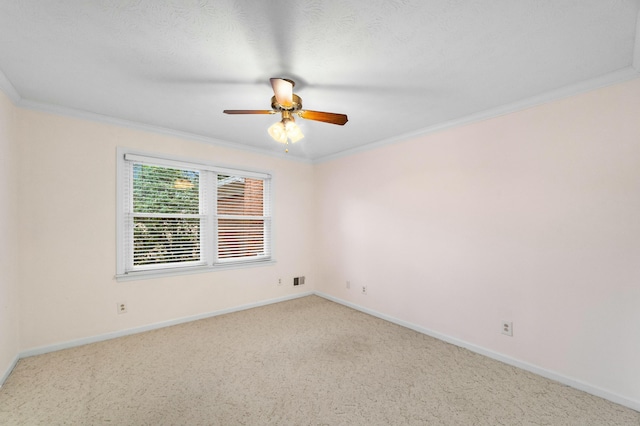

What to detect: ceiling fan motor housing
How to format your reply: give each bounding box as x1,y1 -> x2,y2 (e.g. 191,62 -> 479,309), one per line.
271,94 -> 302,112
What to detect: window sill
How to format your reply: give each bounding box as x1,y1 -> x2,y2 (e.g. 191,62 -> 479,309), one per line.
115,259 -> 276,282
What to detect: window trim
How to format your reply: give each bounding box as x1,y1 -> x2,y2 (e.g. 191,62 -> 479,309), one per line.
116,147 -> 275,281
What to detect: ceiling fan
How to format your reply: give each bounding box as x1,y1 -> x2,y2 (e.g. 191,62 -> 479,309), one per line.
223,78 -> 348,151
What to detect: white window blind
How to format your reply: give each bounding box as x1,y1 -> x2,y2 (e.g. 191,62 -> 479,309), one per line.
216,175 -> 271,262
118,150 -> 272,277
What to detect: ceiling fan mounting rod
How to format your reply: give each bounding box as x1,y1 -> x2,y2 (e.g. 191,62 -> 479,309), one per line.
281,110 -> 293,121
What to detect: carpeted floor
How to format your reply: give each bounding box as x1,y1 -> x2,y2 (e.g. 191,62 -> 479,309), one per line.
0,295 -> 638,425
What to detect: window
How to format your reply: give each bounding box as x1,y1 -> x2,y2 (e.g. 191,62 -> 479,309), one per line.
117,150 -> 272,278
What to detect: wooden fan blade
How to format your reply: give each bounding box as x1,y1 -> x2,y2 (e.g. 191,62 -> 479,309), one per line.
270,78 -> 293,108
223,110 -> 275,114
298,110 -> 348,125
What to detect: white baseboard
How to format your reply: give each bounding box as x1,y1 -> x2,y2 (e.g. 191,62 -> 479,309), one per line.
19,292 -> 313,359
315,291 -> 640,413
0,355 -> 19,388
8,290 -> 639,413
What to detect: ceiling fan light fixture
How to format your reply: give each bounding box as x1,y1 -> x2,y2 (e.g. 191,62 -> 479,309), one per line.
284,118 -> 304,143
267,121 -> 287,144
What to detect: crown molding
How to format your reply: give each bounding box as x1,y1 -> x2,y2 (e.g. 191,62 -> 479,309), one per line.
314,67 -> 640,164
4,66 -> 639,166
16,99 -> 314,164
0,72 -> 312,163
0,68 -> 21,104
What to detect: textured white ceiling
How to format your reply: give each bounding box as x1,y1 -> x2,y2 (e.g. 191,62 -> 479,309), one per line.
1,0 -> 639,161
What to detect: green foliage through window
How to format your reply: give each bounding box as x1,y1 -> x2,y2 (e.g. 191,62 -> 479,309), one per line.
133,164 -> 199,214
132,164 -> 201,266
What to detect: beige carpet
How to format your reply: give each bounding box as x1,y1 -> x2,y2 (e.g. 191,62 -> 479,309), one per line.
0,295 -> 638,425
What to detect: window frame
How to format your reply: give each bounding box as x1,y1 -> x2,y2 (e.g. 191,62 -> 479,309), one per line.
116,148 -> 274,281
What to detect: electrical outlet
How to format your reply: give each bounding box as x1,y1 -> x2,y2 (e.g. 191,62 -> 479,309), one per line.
117,302 -> 128,315
501,320 -> 513,336
300,276 -> 305,285
293,277 -> 299,286
361,285 -> 367,295
278,278 -> 282,286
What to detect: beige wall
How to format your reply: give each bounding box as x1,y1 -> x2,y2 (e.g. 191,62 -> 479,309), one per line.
314,78 -> 640,406
16,109 -> 315,351
0,90 -> 20,381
